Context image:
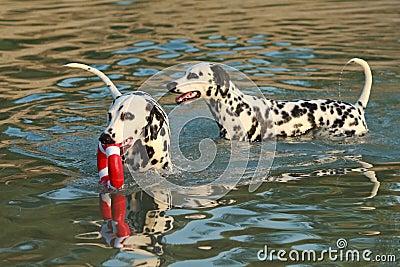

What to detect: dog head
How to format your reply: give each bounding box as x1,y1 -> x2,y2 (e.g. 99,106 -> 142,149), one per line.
99,91 -> 167,153
167,62 -> 232,104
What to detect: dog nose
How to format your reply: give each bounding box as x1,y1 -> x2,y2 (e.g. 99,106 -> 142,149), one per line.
166,81 -> 177,92
99,132 -> 115,144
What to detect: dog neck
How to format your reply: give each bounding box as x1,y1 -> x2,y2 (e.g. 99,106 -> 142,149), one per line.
205,82 -> 260,141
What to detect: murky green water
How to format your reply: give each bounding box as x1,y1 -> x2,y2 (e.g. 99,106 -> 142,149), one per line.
0,0 -> 399,266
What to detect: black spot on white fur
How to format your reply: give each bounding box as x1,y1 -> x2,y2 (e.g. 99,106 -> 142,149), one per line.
66,63 -> 172,174
169,61 -> 371,141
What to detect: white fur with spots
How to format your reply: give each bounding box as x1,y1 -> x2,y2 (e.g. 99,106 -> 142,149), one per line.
66,63 -> 171,172
167,58 -> 372,140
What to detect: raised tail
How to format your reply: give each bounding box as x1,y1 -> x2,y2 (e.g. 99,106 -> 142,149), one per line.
346,58 -> 372,109
64,63 -> 122,99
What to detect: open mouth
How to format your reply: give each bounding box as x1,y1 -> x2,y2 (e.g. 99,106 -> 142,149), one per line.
119,137 -> 134,152
175,91 -> 201,105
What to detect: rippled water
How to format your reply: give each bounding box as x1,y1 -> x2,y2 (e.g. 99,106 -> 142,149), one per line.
0,0 -> 399,266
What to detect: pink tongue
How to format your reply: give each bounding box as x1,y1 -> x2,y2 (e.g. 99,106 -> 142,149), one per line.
121,138 -> 134,148
176,91 -> 197,103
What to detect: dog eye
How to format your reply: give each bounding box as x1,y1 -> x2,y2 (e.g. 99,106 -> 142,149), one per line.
187,72 -> 199,80
108,113 -> 112,122
120,112 -> 135,121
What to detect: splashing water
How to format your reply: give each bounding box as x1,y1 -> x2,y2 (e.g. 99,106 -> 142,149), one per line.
338,59 -> 353,101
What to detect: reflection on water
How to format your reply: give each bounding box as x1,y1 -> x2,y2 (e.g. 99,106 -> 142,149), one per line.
0,0 -> 399,265
97,190 -> 173,266
269,155 -> 380,199
81,158 -> 381,266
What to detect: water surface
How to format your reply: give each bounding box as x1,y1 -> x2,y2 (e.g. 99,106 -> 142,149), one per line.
0,0 -> 399,266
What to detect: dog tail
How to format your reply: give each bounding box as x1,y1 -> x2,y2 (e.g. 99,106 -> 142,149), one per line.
346,58 -> 372,109
64,63 -> 122,99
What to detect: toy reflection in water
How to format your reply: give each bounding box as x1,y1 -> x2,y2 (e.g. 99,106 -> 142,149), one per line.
99,192 -> 131,248
98,189 -> 173,255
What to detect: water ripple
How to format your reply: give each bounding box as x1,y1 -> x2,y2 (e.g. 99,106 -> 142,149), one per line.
0,0 -> 399,265
14,92 -> 65,104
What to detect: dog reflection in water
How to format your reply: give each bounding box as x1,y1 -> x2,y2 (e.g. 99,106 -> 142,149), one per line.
99,190 -> 173,257
65,63 -> 174,260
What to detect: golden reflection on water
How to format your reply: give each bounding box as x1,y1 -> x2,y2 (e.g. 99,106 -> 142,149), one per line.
0,0 -> 399,265
0,0 -> 398,142
0,0 -> 399,91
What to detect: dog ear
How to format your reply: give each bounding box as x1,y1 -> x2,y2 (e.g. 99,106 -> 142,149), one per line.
210,65 -> 230,97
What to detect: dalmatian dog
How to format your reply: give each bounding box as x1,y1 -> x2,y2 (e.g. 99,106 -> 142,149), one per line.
66,63 -> 173,247
65,63 -> 172,172
167,58 -> 372,141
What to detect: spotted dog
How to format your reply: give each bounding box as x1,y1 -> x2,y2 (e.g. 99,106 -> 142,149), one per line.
65,63 -> 171,172
167,58 -> 372,140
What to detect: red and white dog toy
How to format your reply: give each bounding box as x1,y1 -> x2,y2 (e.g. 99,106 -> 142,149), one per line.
97,142 -> 130,247
97,142 -> 124,189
